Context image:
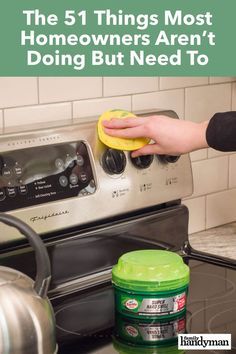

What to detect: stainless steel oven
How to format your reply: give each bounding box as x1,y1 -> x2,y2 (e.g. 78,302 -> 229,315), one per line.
0,110 -> 235,353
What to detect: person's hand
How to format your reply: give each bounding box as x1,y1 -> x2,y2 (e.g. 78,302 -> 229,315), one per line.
102,115 -> 209,157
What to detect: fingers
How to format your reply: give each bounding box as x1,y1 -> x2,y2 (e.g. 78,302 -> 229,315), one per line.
131,143 -> 163,157
104,126 -> 146,139
102,116 -> 146,128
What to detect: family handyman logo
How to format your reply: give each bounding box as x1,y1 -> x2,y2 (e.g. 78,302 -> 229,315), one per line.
178,334 -> 231,350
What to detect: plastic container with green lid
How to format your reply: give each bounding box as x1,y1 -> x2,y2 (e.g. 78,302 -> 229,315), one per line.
112,250 -> 190,319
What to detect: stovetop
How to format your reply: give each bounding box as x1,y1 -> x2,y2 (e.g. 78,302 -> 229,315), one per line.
52,257 -> 236,354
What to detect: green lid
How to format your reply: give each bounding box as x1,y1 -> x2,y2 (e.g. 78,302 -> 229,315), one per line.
112,250 -> 189,292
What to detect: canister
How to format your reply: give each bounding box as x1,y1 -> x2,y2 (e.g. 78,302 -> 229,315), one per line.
112,250 -> 190,319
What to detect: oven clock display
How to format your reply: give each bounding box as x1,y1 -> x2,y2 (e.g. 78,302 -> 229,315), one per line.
0,141 -> 96,212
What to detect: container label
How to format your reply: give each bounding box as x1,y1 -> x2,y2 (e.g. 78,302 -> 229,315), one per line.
120,291 -> 187,317
139,292 -> 186,315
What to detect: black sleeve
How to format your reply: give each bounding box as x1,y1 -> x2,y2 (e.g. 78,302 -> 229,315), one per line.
206,111 -> 236,151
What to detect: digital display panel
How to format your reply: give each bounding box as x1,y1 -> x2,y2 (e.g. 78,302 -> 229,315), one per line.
0,141 -> 96,211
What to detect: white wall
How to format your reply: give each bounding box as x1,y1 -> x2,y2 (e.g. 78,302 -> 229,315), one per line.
0,76 -> 236,233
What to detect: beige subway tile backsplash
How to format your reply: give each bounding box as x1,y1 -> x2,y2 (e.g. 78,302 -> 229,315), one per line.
208,148 -> 231,159
160,77 -> 208,90
4,103 -> 72,128
0,78 -> 38,108
206,189 -> 236,228
232,83 -> 236,110
39,77 -> 102,103
229,155 -> 236,189
191,156 -> 228,197
73,96 -> 131,119
132,89 -> 184,118
103,77 -> 158,97
185,83 -> 231,122
209,77 -> 236,84
0,110 -> 3,132
183,197 -> 206,234
190,149 -> 207,162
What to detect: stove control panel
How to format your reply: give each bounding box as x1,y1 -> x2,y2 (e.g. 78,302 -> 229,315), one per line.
0,141 -> 96,212
0,109 -> 193,244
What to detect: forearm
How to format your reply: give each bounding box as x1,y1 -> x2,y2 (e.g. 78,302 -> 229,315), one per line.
190,120 -> 209,151
102,111 -> 236,156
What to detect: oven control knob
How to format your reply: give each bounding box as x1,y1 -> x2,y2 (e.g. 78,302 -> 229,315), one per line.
102,149 -> 126,175
157,155 -> 180,164
130,154 -> 154,169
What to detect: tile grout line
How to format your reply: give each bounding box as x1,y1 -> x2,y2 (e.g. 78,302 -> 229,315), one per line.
0,92 -> 134,110
1,94 -> 135,112
158,80 -> 232,92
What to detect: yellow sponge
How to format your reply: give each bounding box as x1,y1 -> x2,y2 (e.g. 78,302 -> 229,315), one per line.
97,109 -> 150,151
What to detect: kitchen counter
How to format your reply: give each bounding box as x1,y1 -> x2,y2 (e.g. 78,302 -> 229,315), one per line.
189,222 -> 236,260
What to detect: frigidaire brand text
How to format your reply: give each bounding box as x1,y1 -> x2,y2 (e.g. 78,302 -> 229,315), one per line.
30,210 -> 69,222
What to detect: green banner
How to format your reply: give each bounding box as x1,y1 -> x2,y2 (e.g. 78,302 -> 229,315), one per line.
0,0 -> 235,76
